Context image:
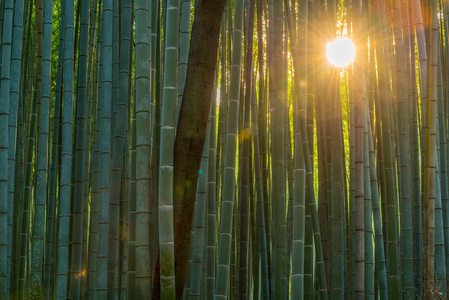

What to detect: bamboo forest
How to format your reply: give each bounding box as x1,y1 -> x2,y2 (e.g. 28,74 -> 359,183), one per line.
1,0 -> 449,297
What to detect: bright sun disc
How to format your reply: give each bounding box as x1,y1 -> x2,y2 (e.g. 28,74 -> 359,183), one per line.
327,37 -> 355,67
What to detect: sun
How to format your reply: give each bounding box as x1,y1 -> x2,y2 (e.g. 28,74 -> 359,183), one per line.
327,37 -> 355,67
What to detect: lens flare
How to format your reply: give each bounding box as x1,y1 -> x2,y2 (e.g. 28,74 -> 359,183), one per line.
327,37 -> 355,67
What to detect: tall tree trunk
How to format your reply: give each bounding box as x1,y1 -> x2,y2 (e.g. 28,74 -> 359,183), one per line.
173,0 -> 227,297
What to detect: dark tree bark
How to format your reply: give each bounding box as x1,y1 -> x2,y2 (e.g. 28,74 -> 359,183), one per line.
173,0 -> 226,298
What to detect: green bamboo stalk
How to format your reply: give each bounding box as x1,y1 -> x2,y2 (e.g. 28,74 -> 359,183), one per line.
300,109 -> 327,299
134,0 -> 152,295
214,0 -> 244,295
353,0 -> 366,296
412,0 -> 427,129
81,1 -> 99,297
69,0 -> 89,297
435,113 -> 447,295
18,74 -> 38,300
55,0 -> 75,295
12,6 -> 33,294
89,50 -> 101,300
392,0 -> 414,295
331,71 -> 345,299
29,0 -> 53,296
231,181 -> 238,299
216,13 -> 227,226
251,173 -> 260,300
35,0 -> 43,148
407,0 -> 423,295
0,0 -> 14,296
127,94 -> 137,300
267,0 -> 275,294
120,48 -> 134,297
107,0 -> 132,295
95,0 -> 113,296
119,148 -> 130,298
423,0 -> 438,293
283,29 -> 291,293
190,108 -> 211,298
159,0 -> 180,296
303,200 -> 313,299
206,81 -> 217,300
434,51 -> 447,294
150,0 -> 158,108
373,0 -> 400,296
367,117 -> 388,300
315,53 -> 331,296
291,100 -> 306,300
0,0 -> 4,41
283,0 -> 307,296
23,4 -> 36,142
271,0 -> 287,296
234,87 -> 243,300
108,0 -> 121,293
177,0 -> 191,121
88,7 -> 103,295
258,2 -> 271,277
202,226 -> 208,298
43,4 -> 65,293
316,95 -> 331,296
286,131 -> 293,293
348,61 -> 356,299
362,103 -> 374,299
151,6 -> 161,281
112,0 -> 119,130
250,76 -> 270,299
8,0 -> 26,295
342,74 -> 350,300
439,45 -> 449,299
239,0 -> 255,297
344,56 -> 354,298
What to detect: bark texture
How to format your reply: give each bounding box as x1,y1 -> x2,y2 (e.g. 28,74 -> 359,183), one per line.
173,0 -> 226,298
